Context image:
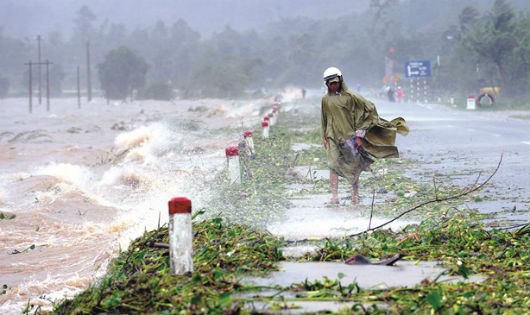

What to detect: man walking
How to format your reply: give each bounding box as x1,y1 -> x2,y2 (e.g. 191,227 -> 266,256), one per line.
321,67 -> 408,204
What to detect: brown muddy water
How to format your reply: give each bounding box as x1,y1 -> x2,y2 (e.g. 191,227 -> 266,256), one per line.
0,97 -> 271,314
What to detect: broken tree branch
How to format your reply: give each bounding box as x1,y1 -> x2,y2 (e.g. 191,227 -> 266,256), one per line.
367,189 -> 376,232
347,154 -> 503,238
282,155 -> 503,246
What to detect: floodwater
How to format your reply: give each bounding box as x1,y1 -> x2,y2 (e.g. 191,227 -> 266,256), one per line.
0,96 -> 268,314
245,260 -> 485,289
267,192 -> 417,241
395,102 -> 530,222
242,261 -> 485,314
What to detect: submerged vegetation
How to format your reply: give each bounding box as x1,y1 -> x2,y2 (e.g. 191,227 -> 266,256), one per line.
48,109 -> 530,314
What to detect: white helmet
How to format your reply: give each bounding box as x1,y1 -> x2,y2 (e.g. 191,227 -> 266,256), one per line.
323,67 -> 342,82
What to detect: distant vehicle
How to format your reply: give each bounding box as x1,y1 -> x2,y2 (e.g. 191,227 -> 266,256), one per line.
476,86 -> 500,107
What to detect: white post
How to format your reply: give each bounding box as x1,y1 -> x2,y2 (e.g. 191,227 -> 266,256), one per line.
268,112 -> 275,126
243,130 -> 255,158
168,197 -> 193,274
262,121 -> 269,139
226,145 -> 241,183
466,96 -> 476,110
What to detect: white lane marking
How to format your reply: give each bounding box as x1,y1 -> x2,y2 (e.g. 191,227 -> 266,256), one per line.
522,141 -> 530,145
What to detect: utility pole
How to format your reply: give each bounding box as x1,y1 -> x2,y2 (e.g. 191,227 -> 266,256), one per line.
25,61 -> 33,113
45,60 -> 51,111
86,41 -> 92,102
25,60 -> 52,113
77,65 -> 81,108
37,35 -> 42,105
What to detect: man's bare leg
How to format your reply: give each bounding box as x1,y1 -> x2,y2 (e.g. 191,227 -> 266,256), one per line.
351,177 -> 360,203
329,170 -> 339,204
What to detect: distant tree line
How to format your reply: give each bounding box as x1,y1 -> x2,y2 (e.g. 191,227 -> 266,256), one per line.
0,0 -> 528,102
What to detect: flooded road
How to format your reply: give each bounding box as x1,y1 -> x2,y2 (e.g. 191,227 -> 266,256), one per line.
270,95 -> 529,249
388,101 -> 530,223
246,260 -> 485,289
248,96 -> 529,314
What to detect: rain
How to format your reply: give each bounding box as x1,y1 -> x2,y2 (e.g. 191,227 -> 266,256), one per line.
1,1 -> 529,314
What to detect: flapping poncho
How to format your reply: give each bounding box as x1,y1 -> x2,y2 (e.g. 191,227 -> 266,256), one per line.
321,81 -> 408,181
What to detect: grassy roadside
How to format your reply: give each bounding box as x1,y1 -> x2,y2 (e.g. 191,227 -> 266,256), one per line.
437,96 -> 530,120
46,109 -> 530,314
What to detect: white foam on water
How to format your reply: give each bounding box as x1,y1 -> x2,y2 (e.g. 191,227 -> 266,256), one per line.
114,123 -> 178,165
99,165 -> 151,189
104,158 -> 220,249
96,121 -> 225,248
34,162 -> 95,190
222,102 -> 261,119
0,272 -> 95,315
29,162 -> 123,212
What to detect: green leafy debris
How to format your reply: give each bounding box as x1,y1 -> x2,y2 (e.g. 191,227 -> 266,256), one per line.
51,218 -> 282,314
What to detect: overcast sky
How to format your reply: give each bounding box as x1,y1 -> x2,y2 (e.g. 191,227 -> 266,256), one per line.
0,0 -> 370,38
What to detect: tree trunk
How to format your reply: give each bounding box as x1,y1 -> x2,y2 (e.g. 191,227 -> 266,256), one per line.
495,60 -> 508,92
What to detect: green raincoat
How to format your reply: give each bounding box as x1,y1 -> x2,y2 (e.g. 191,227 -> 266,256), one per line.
321,81 -> 409,182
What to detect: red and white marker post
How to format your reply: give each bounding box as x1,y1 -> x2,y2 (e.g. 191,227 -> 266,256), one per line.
225,145 -> 241,184
272,104 -> 279,124
271,104 -> 280,125
268,112 -> 275,126
243,130 -> 255,158
261,120 -> 269,139
168,197 -> 193,274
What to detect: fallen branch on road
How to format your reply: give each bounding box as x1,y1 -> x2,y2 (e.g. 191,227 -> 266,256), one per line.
348,154 -> 503,238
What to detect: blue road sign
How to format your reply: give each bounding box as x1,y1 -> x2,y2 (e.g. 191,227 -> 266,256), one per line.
405,60 -> 431,78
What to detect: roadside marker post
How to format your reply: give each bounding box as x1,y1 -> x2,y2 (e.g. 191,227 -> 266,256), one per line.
262,121 -> 269,139
168,197 -> 193,275
225,145 -> 241,184
243,130 -> 255,158
268,112 -> 275,126
466,96 -> 476,110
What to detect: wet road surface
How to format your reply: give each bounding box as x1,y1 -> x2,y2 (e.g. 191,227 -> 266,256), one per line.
381,100 -> 530,224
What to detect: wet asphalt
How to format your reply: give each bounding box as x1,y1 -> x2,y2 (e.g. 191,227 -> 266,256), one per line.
382,100 -> 530,224
273,97 -> 529,242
